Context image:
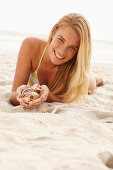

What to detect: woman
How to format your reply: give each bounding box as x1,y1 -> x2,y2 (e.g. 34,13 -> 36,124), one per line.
9,13 -> 103,108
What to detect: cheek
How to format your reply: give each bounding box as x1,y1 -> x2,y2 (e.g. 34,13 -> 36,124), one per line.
68,50 -> 77,59
51,39 -> 60,49
48,42 -> 55,56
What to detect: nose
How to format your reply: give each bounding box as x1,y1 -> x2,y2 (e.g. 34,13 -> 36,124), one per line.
58,45 -> 67,56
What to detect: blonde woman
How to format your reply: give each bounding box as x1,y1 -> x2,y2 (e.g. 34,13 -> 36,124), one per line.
9,13 -> 103,108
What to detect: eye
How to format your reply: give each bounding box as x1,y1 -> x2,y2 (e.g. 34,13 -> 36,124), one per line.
69,46 -> 76,51
58,37 -> 64,43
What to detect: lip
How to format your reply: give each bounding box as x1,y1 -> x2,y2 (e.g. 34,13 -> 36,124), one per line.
54,50 -> 65,59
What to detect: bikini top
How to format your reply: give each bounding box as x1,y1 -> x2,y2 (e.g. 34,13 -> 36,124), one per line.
28,45 -> 47,86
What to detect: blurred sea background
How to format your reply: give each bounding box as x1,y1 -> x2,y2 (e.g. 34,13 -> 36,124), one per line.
0,0 -> 113,64
0,30 -> 113,64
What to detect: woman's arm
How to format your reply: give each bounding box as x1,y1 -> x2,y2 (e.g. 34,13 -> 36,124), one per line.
9,38 -> 36,105
26,85 -> 64,108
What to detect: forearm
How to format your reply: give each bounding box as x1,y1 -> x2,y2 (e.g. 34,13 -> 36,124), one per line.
47,91 -> 64,103
9,92 -> 20,106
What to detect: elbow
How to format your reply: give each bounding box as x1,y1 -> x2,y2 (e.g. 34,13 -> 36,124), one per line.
88,77 -> 96,92
9,94 -> 15,106
9,93 -> 19,106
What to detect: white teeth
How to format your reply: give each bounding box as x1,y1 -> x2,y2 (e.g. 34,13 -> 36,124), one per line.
55,51 -> 64,59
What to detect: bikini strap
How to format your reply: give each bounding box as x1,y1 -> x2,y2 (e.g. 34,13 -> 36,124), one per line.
36,45 -> 48,71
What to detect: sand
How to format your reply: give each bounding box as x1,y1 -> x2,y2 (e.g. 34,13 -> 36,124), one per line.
0,31 -> 113,170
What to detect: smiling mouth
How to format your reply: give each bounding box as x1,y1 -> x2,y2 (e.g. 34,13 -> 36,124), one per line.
54,50 -> 65,59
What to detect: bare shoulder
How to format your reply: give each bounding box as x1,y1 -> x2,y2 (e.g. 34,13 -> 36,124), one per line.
22,37 -> 47,57
20,37 -> 47,71
22,37 -> 43,50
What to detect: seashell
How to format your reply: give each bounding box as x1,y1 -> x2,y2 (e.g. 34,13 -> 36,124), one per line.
21,86 -> 41,104
31,85 -> 41,93
22,96 -> 31,104
22,88 -> 34,96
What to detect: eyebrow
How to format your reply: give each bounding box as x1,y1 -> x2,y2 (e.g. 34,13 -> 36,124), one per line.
58,36 -> 79,49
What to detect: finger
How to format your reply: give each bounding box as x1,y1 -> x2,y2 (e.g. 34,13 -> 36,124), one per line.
29,100 -> 42,107
20,101 -> 34,109
17,85 -> 25,93
23,104 -> 33,109
40,91 -> 48,101
17,85 -> 30,94
32,97 -> 42,104
26,104 -> 34,109
16,95 -> 23,103
40,94 -> 48,101
20,102 -> 29,108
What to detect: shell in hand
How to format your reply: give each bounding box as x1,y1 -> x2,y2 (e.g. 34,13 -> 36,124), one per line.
22,86 -> 41,104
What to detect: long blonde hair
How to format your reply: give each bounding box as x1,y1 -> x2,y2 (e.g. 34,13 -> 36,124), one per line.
48,13 -> 92,104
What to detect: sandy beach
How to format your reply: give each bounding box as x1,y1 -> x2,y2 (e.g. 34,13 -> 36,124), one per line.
0,31 -> 113,170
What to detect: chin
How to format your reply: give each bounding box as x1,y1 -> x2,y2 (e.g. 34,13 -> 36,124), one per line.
50,58 -> 60,66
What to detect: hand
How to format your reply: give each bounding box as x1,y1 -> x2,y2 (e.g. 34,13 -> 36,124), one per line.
16,84 -> 31,108
28,85 -> 49,108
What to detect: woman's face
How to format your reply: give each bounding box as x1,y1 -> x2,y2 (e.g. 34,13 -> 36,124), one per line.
48,26 -> 80,66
